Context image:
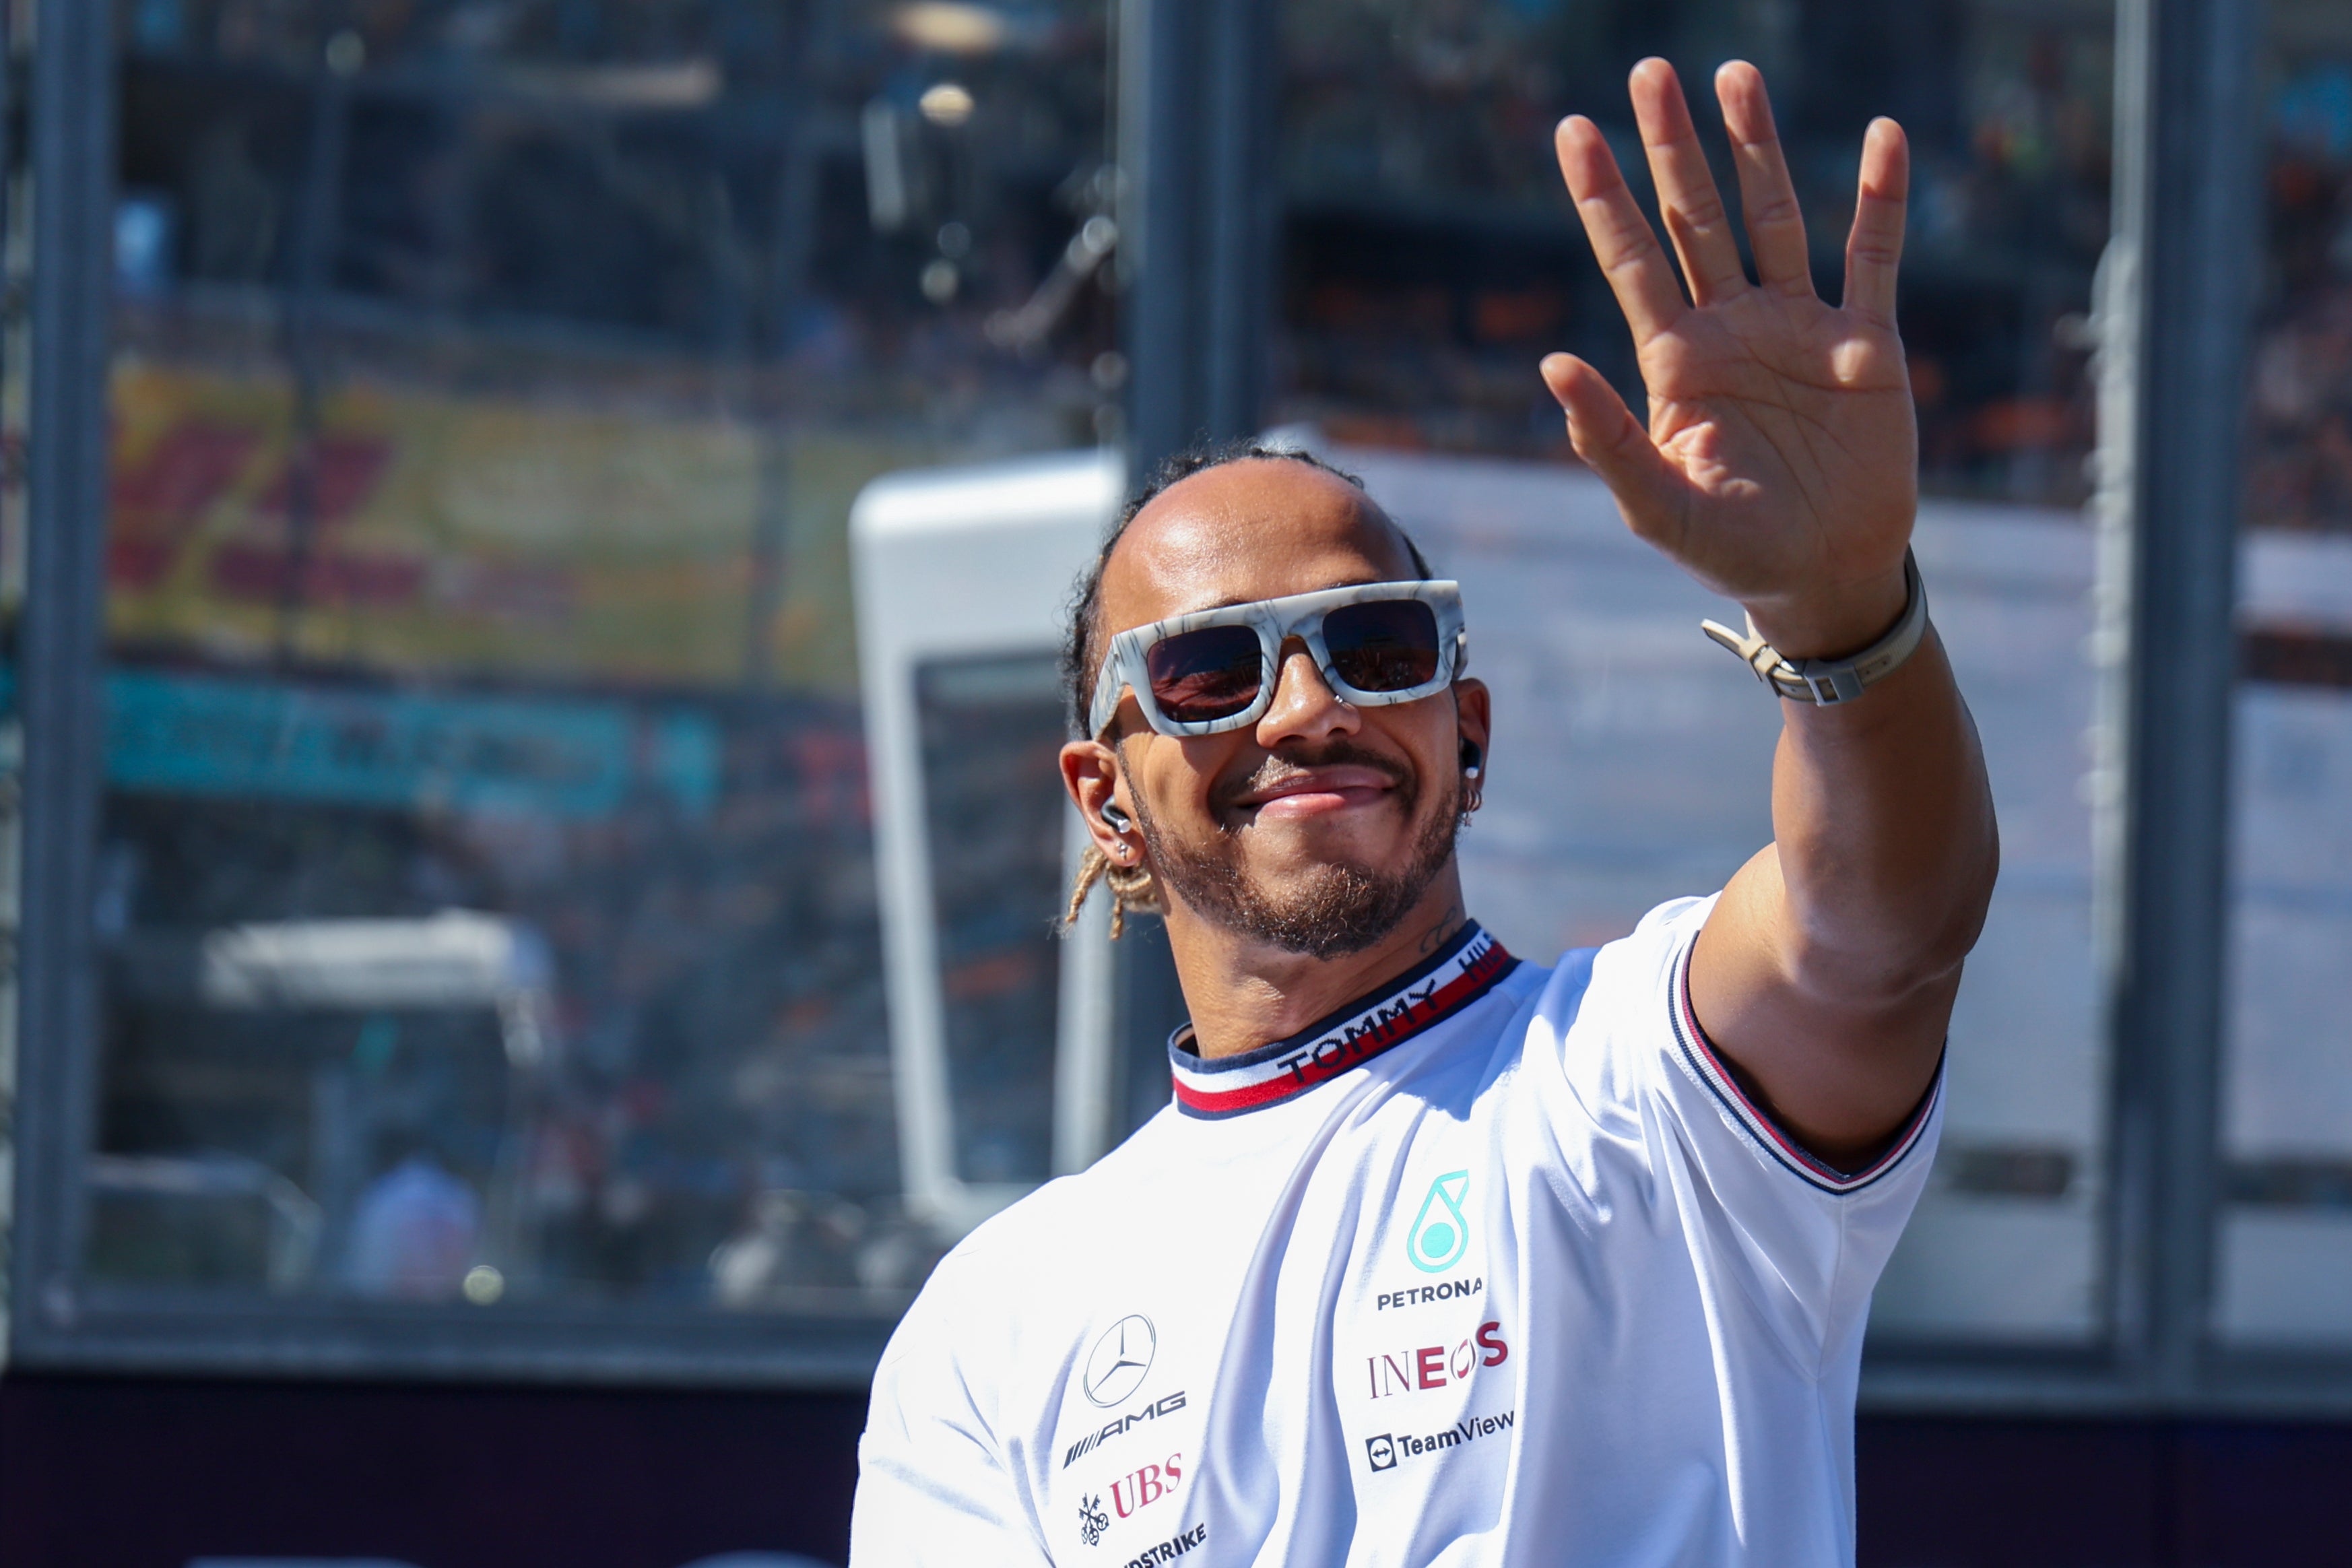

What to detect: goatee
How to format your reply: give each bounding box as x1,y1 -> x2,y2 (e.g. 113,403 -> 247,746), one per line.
1128,744 -> 1461,960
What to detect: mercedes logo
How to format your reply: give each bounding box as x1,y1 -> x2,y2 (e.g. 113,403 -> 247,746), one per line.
1082,1314 -> 1156,1408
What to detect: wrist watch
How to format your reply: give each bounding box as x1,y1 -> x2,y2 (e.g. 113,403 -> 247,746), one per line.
1700,549 -> 1928,705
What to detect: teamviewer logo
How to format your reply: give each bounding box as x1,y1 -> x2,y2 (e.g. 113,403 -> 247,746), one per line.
1365,1433 -> 1397,1472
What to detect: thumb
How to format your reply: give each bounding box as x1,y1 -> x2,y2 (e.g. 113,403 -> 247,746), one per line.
1540,353 -> 1689,547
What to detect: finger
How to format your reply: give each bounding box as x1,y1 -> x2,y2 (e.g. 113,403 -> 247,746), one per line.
1843,117 -> 1909,323
1716,61 -> 1814,299
1540,352 -> 1691,547
1553,115 -> 1688,346
1628,57 -> 1751,305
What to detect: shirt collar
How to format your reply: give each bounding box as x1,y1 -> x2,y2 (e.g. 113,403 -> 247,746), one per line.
1167,921 -> 1517,1119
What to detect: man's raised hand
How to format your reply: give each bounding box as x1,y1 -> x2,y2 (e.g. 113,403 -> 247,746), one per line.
1542,59 -> 1918,660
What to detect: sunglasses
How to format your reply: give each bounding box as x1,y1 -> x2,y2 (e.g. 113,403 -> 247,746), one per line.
1088,581 -> 1467,739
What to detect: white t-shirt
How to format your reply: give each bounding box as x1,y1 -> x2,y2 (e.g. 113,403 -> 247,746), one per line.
853,896 -> 1941,1567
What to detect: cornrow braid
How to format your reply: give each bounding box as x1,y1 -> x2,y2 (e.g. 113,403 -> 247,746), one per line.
1061,839 -> 1169,940
1056,436 -> 1437,938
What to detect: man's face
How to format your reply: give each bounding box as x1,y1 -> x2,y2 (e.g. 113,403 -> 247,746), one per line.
1087,460 -> 1489,958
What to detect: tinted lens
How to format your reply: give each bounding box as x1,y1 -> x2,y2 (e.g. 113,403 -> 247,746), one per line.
1145,624 -> 1265,723
1324,599 -> 1441,693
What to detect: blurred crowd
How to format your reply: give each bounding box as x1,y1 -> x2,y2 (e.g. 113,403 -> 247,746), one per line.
2250,61 -> 2352,535
1274,0 -> 2111,504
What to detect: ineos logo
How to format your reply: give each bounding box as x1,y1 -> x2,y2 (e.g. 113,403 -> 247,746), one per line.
1082,1314 -> 1157,1407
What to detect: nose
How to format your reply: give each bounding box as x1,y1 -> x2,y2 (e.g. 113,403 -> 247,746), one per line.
1255,637 -> 1359,750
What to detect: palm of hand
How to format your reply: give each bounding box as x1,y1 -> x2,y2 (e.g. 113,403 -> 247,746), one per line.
1546,60 -> 1921,643
1638,293 -> 1917,602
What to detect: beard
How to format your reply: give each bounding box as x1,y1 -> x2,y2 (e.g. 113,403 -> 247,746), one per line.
1126,740 -> 1462,960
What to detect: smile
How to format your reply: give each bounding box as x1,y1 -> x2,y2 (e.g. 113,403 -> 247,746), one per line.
1231,766 -> 1400,822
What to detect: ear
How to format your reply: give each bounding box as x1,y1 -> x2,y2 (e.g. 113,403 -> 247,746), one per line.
1060,737 -> 1131,861
1451,678 -> 1492,771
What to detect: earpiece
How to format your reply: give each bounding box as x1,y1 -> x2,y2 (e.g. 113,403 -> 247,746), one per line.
1101,801 -> 1134,832
1459,740 -> 1483,779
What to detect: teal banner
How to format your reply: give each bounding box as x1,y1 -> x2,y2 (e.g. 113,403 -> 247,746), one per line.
1,667 -> 720,820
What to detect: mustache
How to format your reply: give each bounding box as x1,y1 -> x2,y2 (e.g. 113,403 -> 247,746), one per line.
1211,740 -> 1414,815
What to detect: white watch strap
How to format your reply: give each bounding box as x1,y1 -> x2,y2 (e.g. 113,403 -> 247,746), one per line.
1699,550 -> 1928,705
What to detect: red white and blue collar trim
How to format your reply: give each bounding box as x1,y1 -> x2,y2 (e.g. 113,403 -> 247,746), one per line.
1666,936 -> 1940,1194
1169,922 -> 1519,1119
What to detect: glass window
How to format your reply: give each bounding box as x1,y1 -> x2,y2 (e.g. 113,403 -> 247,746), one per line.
914,651 -> 1068,1187
71,0 -> 1113,1354
2216,0 -> 2352,1348
1274,0 -> 2112,509
1274,0 -> 2118,1348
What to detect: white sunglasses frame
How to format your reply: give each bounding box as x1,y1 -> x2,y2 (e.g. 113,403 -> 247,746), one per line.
1087,580 -> 1468,739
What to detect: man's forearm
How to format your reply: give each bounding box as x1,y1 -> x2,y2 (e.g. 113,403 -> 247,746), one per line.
1691,621 -> 1996,1163
1767,628 -> 1997,1002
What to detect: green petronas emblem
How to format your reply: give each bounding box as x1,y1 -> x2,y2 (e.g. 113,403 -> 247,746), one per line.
1406,1170 -> 1471,1273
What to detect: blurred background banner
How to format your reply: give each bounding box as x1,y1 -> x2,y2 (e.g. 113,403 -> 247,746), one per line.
0,0 -> 2347,1563
110,359 -> 780,686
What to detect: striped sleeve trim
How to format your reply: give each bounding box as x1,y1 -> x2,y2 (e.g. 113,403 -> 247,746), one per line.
1665,935 -> 1940,1196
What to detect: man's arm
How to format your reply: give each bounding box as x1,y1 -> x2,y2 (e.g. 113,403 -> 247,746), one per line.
853,1288 -> 1055,1567
1540,59 -> 1996,1168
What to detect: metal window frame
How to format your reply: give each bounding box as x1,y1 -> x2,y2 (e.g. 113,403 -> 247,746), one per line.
0,2 -> 880,1388
1118,0 -> 1277,469
1859,0 -> 2352,1418
12,0 -> 120,1369
15,0 -> 2352,1412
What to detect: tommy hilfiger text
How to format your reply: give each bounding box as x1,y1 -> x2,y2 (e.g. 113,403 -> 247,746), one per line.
1271,934 -> 1509,1090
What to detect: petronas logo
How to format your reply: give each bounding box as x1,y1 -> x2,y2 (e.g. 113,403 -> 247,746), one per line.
1405,1171 -> 1470,1274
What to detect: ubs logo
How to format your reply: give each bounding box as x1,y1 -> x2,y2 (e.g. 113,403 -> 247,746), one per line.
1084,1315 -> 1158,1407
1111,1453 -> 1184,1522
1075,1455 -> 1185,1549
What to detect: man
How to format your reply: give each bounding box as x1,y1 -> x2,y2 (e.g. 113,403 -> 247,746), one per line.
853,58 -> 1995,1566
